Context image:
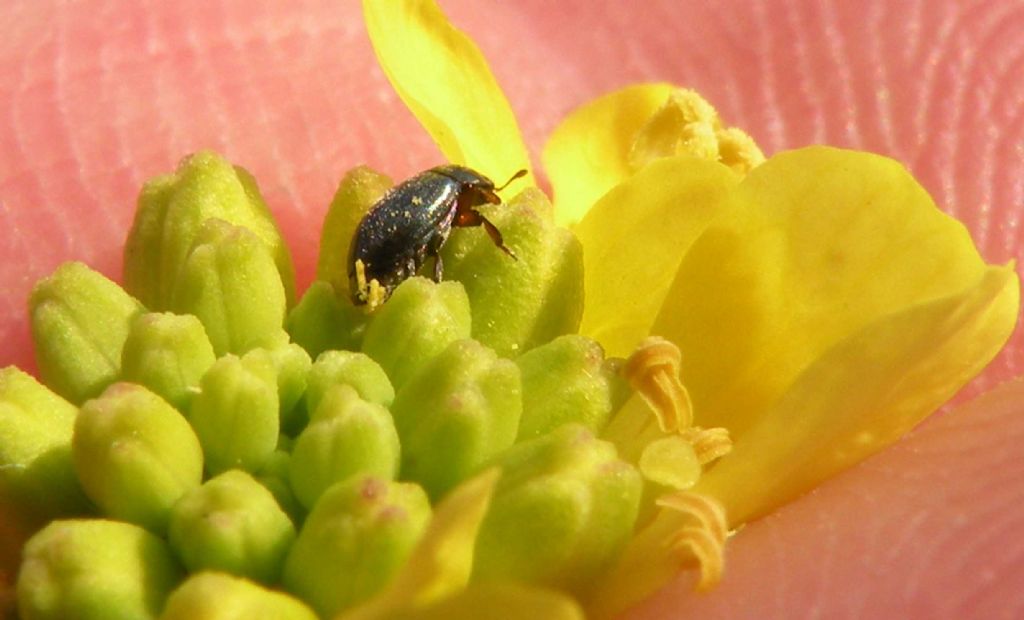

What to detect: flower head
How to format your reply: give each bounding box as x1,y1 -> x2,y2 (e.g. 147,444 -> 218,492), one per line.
357,0 -> 1019,615
3,1 -> 1018,618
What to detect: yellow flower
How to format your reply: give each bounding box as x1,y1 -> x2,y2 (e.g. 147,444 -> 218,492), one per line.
352,0 -> 1019,617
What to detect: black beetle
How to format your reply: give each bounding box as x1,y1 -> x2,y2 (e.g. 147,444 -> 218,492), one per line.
348,164 -> 527,308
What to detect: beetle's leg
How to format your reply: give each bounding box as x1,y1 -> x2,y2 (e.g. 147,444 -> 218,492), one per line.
478,214 -> 517,260
455,206 -> 517,260
405,256 -> 420,281
433,253 -> 444,282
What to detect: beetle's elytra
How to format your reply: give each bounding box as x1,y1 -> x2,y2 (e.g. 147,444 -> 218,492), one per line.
347,165 -> 527,309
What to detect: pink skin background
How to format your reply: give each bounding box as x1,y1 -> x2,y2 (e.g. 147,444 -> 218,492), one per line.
1,0 -> 1022,617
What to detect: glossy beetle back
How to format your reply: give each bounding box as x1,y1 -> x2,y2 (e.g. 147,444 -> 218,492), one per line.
347,165 -> 521,309
348,170 -> 458,298
431,165 -> 495,190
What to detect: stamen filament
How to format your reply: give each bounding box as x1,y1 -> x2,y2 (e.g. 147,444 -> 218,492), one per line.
656,491 -> 728,590
681,426 -> 733,465
621,337 -> 692,432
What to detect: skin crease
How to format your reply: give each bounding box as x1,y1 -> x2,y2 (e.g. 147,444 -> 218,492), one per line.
0,0 -> 1022,617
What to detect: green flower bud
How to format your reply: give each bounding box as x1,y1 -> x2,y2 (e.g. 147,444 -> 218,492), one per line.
288,385 -> 400,510
120,312 -> 216,412
244,343 -> 312,436
0,367 -> 89,523
361,277 -> 471,389
285,281 -> 369,357
167,470 -> 296,584
282,475 -> 430,617
170,219 -> 287,356
515,335 -> 618,439
124,150 -> 295,309
73,383 -> 203,532
316,165 -> 393,297
254,447 -> 304,524
276,433 -> 294,452
473,424 -> 642,598
189,354 -> 279,475
391,339 -> 521,500
17,519 -> 183,620
161,572 -> 318,620
440,188 -> 584,358
30,262 -> 145,404
306,350 -> 394,416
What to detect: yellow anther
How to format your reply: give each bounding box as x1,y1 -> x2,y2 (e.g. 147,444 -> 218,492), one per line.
657,491 -> 728,544
682,426 -> 733,465
628,88 -> 765,175
672,525 -> 724,591
621,336 -> 693,433
717,126 -> 765,174
354,259 -> 370,302
656,491 -> 728,591
366,278 -> 385,311
354,258 -> 386,311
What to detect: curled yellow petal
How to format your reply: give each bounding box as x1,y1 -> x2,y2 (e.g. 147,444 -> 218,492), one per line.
339,469 -> 500,620
363,0 -> 531,193
389,582 -> 584,620
575,156 -> 740,357
543,83 -> 675,226
654,147 -> 998,441
695,264 -> 1019,524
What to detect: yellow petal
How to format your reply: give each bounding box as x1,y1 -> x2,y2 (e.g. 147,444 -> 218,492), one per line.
389,582 -> 584,620
654,146 -> 995,440
575,156 -> 740,357
695,264 -> 1019,524
363,0 -> 531,192
339,469 -> 500,620
543,83 -> 675,226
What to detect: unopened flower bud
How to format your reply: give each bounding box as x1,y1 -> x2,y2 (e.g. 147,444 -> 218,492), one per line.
17,519 -> 182,620
161,572 -> 318,620
305,350 -> 394,415
282,475 -> 430,617
73,383 -> 203,532
0,367 -> 89,523
255,447 -> 304,524
316,165 -> 393,298
30,262 -> 145,404
167,470 -> 296,584
170,219 -> 287,356
287,281 -> 370,357
124,150 -> 295,309
120,312 -> 216,412
440,188 -> 583,357
244,343 -> 312,436
473,424 -> 642,598
391,339 -> 521,500
189,353 -> 279,475
361,277 -> 471,389
515,334 -> 618,439
288,385 -> 400,510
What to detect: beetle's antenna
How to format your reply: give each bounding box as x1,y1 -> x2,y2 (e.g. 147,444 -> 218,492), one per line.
495,169 -> 528,191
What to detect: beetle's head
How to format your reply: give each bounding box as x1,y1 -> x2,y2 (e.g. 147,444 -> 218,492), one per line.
436,165 -> 527,205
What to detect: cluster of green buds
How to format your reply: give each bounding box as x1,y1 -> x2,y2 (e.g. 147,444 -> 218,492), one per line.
2,151 -> 729,619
